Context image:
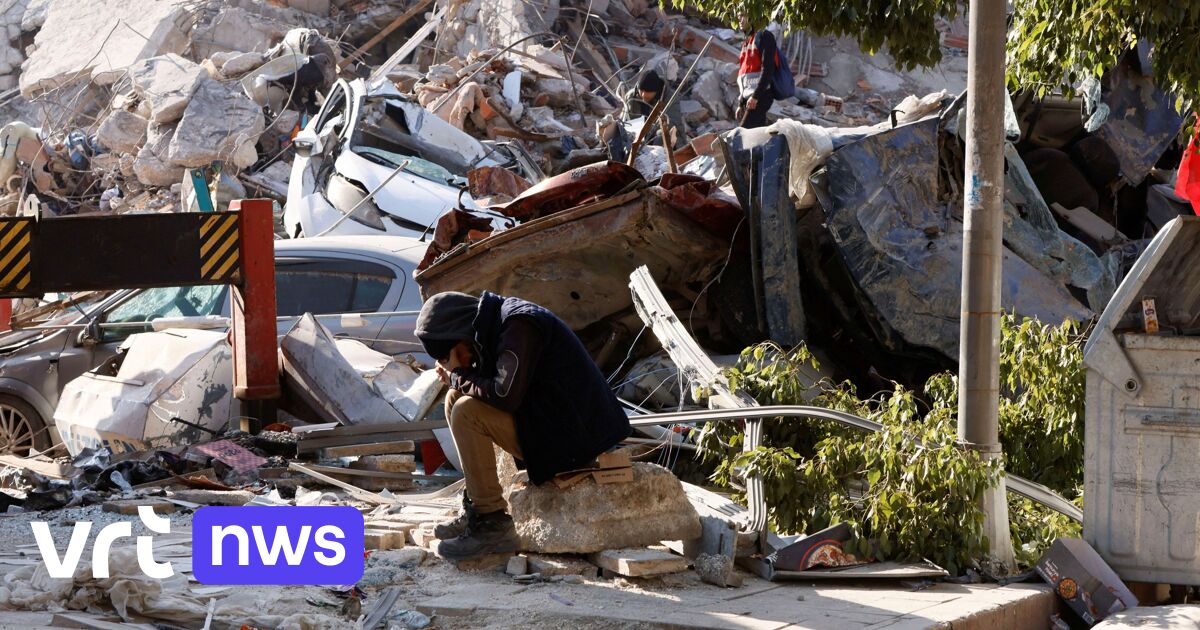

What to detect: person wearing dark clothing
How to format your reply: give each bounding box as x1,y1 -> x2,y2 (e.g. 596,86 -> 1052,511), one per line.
737,29 -> 779,128
415,291 -> 633,559
627,70 -> 686,148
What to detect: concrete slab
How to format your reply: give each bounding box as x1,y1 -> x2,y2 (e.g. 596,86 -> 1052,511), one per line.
19,0 -> 190,96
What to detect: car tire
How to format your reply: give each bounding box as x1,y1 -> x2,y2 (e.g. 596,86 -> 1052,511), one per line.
0,394 -> 49,456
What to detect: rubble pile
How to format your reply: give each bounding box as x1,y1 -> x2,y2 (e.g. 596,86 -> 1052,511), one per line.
0,0 -> 1192,625
0,0 -> 425,218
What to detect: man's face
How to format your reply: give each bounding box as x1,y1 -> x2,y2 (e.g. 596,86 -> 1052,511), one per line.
449,340 -> 475,370
639,89 -> 658,104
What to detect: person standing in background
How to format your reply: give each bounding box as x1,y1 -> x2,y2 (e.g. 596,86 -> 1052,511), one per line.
736,18 -> 780,128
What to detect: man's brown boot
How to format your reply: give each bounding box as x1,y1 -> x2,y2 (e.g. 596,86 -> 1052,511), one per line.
438,510 -> 520,559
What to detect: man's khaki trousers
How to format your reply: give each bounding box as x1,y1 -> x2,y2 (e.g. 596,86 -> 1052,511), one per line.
445,388 -> 524,513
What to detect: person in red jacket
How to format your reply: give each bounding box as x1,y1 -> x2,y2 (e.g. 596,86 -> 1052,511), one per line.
736,17 -> 779,129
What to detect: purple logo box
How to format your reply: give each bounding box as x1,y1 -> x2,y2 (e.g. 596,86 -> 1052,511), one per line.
192,506 -> 364,585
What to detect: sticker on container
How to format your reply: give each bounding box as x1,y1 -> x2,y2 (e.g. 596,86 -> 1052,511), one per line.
1142,298 -> 1159,334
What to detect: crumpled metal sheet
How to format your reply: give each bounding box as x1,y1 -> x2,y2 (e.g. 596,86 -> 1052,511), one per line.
467,165 -> 532,207
417,208 -> 496,272
1092,49 -> 1186,187
415,190 -> 727,330
815,117 -> 1091,359
500,160 -> 644,220
1002,143 -> 1117,312
651,173 -> 743,240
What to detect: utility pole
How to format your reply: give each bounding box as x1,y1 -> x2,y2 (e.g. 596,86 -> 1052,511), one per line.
958,0 -> 1015,568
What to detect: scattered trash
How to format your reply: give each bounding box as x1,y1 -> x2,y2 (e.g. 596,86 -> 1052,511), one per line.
1035,538 -> 1138,626
389,609 -> 432,629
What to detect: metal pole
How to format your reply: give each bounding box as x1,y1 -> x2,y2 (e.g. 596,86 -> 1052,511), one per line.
958,0 -> 1015,568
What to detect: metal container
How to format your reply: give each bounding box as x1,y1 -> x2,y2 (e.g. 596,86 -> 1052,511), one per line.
1084,216 -> 1200,584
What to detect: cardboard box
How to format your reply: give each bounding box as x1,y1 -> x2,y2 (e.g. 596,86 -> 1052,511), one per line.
592,467 -> 634,484
1035,538 -> 1138,626
597,448 -> 632,469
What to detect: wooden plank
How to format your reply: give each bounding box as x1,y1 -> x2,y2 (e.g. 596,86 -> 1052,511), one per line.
306,463 -> 448,483
338,0 -> 434,69
588,548 -> 689,577
101,500 -> 176,515
298,432 -> 435,453
369,7 -> 444,83
320,440 -> 416,458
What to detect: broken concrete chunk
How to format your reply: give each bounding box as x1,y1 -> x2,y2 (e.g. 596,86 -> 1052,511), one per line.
20,0 -> 190,96
505,556 -> 527,576
505,463 -> 701,554
679,100 -> 710,124
20,0 -> 51,31
209,51 -> 240,69
691,70 -> 732,121
167,79 -> 265,169
129,54 -> 206,123
285,0 -> 331,15
533,77 -> 581,108
190,7 -> 279,60
695,552 -> 743,588
133,122 -> 184,187
96,110 -> 149,154
589,548 -> 689,577
525,106 -> 573,135
0,43 -> 21,76
221,51 -> 267,77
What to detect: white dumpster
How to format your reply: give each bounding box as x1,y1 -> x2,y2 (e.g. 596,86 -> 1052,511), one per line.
1084,216 -> 1200,584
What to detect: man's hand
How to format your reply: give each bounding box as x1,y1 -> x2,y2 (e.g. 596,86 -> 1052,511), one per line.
435,363 -> 451,385
747,96 -> 758,111
735,104 -> 745,121
447,348 -> 464,371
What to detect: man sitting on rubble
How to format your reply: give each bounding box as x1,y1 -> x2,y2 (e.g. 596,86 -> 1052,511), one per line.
415,291 -> 633,559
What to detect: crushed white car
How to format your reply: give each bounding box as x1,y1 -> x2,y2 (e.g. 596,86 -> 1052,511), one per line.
284,78 -> 542,239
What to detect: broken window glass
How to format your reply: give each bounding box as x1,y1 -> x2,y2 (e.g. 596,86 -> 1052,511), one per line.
101,285 -> 227,341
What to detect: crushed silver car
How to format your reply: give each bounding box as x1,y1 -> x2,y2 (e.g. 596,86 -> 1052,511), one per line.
0,235 -> 428,456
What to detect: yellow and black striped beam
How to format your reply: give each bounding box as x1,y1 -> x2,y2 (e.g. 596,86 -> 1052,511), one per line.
0,218 -> 32,295
199,212 -> 241,284
0,211 -> 245,297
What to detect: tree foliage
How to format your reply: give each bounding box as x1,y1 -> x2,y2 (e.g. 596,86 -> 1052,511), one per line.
676,0 -> 958,70
1008,0 -> 1200,100
674,0 -> 1200,100
705,314 -> 1086,572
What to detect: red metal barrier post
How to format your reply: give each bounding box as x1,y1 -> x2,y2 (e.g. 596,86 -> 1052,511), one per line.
229,199 -> 280,400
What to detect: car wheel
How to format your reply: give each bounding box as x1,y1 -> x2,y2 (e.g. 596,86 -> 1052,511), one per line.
0,395 -> 48,456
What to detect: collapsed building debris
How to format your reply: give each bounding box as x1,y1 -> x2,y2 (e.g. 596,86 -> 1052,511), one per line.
0,0 -> 1193,625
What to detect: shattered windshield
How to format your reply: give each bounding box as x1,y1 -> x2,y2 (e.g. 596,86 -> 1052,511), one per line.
354,146 -> 464,186
101,285 -> 227,340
